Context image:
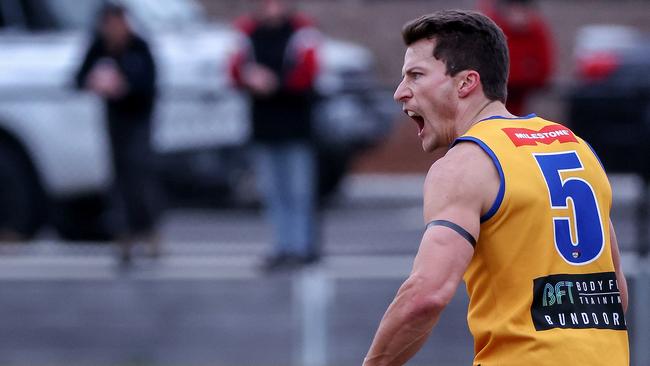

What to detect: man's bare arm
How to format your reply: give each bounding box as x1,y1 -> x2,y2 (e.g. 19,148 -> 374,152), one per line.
362,227 -> 474,366
363,143 -> 499,366
609,219 -> 628,313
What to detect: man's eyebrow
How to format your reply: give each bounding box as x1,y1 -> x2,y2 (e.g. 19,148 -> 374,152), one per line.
402,66 -> 423,77
401,55 -> 437,76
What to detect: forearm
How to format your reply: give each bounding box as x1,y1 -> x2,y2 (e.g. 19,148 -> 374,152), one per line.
363,283 -> 443,366
75,41 -> 102,90
284,48 -> 318,91
364,323 -> 432,366
75,53 -> 97,90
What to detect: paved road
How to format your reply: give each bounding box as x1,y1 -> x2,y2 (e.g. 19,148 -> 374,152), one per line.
0,174 -> 647,366
0,175 -> 466,366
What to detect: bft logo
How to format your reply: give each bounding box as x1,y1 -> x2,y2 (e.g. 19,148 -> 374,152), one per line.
542,281 -> 575,306
502,125 -> 578,147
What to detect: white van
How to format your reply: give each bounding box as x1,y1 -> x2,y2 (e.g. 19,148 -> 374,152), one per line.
0,0 -> 395,240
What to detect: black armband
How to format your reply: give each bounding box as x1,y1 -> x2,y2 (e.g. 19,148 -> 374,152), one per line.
425,220 -> 477,247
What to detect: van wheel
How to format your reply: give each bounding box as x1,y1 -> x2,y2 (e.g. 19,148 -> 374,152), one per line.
52,194 -> 114,242
0,143 -> 45,239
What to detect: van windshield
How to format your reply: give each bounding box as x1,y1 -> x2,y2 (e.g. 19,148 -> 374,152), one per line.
43,0 -> 205,31
125,0 -> 206,30
42,0 -> 103,29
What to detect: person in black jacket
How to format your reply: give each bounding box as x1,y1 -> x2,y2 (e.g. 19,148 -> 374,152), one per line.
75,3 -> 160,265
230,0 -> 321,271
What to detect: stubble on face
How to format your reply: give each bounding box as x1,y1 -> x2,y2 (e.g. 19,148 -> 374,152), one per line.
397,39 -> 459,153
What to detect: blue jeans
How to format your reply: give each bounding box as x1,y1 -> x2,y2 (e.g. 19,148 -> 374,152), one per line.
254,142 -> 317,257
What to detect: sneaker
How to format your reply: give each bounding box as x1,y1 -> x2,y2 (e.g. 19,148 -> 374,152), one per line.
295,253 -> 321,266
117,237 -> 134,268
260,253 -> 297,272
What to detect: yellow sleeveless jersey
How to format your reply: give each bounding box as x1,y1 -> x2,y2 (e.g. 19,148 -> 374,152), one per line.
454,115 -> 629,366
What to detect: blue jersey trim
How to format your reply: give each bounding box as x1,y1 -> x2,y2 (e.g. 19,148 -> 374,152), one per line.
478,113 -> 537,123
453,136 -> 505,223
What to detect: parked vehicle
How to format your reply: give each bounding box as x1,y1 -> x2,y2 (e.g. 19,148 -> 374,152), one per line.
568,25 -> 650,181
0,0 -> 395,240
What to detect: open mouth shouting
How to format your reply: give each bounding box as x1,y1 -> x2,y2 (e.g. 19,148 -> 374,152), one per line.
405,110 -> 425,137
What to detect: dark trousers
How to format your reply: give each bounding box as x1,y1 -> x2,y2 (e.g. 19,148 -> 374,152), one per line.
107,110 -> 160,236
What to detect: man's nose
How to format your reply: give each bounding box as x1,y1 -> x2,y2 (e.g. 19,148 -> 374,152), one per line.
393,80 -> 412,102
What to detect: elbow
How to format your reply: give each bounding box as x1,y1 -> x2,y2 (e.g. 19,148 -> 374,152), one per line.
411,293 -> 448,319
404,297 -> 444,324
398,275 -> 452,322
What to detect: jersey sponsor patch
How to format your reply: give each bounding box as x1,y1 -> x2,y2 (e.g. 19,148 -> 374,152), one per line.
531,272 -> 626,331
502,125 -> 578,147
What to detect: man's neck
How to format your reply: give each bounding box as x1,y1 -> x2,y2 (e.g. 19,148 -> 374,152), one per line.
455,99 -> 513,137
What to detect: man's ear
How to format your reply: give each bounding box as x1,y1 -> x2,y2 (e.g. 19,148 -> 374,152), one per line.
457,70 -> 481,98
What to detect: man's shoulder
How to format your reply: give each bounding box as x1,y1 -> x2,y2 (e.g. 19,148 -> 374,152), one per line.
423,142 -> 501,215
427,143 -> 497,190
420,143 -> 500,227
440,141 -> 495,167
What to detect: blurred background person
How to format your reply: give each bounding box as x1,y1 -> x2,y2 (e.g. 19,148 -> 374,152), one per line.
479,0 -> 555,116
74,2 -> 161,266
229,0 -> 321,271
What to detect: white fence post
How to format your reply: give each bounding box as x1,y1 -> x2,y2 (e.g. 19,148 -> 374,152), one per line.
293,268 -> 333,366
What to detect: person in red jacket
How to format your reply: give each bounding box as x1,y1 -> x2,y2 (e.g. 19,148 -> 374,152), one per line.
230,0 -> 321,271
478,0 -> 554,115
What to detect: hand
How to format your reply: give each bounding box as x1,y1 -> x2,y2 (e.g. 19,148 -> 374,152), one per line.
87,62 -> 127,99
242,63 -> 278,96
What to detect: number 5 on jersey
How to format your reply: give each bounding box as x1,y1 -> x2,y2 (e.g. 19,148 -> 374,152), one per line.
534,151 -> 605,265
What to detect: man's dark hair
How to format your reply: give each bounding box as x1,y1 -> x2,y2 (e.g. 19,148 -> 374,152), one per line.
402,10 -> 509,103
